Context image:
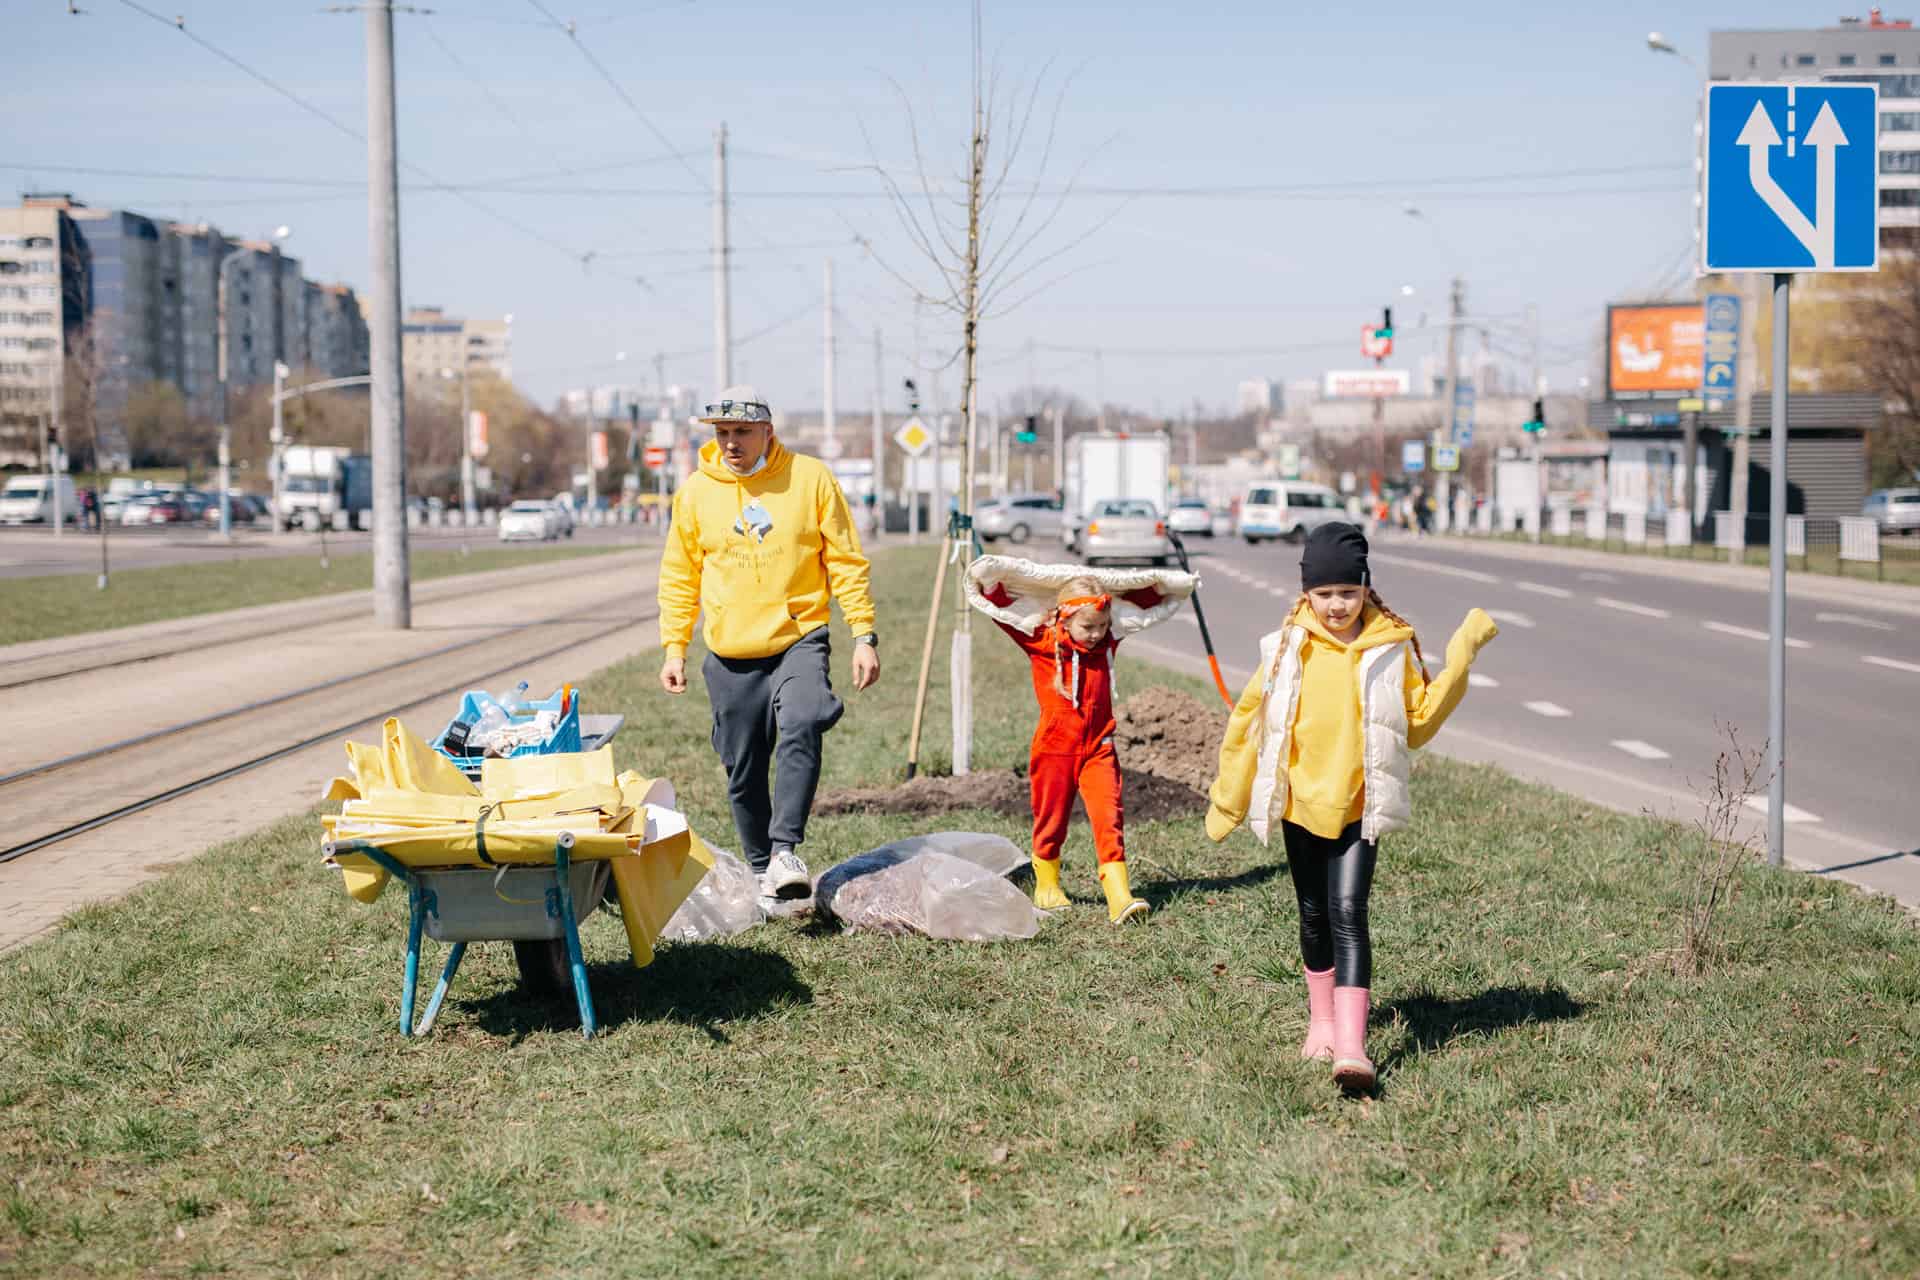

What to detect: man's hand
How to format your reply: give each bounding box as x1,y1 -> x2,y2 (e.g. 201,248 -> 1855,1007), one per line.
851,643 -> 880,691
660,656 -> 688,695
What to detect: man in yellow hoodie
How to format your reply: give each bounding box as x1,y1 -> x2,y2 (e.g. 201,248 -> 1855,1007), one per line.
657,386 -> 879,903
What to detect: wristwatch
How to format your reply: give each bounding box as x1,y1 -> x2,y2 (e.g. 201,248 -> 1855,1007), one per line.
854,633 -> 879,650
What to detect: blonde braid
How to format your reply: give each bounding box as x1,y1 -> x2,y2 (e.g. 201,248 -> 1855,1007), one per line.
1367,588 -> 1428,674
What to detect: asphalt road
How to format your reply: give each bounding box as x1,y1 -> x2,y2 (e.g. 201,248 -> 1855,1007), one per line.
1127,529 -> 1920,904
0,520 -> 655,579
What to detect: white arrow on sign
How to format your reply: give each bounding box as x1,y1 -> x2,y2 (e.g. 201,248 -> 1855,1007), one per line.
1736,97 -> 1848,268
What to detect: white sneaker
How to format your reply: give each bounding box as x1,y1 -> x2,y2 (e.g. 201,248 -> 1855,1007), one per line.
763,848 -> 812,900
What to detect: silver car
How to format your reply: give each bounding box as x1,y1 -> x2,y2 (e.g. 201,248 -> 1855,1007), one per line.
976,493 -> 1064,545
499,500 -> 557,542
1863,487 -> 1920,535
1081,498 -> 1170,566
1167,497 -> 1216,538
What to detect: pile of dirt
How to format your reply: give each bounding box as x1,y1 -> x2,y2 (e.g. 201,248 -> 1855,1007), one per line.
1112,686 -> 1230,795
815,765 -> 1206,824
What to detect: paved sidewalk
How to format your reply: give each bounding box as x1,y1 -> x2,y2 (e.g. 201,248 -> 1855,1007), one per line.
1422,532 -> 1920,616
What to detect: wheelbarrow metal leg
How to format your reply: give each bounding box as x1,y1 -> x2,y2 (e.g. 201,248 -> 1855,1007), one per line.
414,941 -> 467,1036
552,842 -> 597,1040
401,882 -> 428,1036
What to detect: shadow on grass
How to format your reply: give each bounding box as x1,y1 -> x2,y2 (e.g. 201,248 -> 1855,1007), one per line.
463,941 -> 812,1043
1375,983 -> 1586,1078
1141,861 -> 1288,908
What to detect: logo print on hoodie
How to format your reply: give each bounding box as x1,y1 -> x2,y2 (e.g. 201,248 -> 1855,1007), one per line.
733,499 -> 774,543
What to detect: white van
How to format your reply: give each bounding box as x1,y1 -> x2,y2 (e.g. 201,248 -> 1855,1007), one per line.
1236,481 -> 1344,544
0,474 -> 79,525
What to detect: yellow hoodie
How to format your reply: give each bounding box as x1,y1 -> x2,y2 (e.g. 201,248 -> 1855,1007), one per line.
658,437 -> 877,660
1206,601 -> 1498,842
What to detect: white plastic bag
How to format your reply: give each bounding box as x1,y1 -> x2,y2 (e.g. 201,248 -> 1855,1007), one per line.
817,833 -> 1039,941
659,844 -> 766,942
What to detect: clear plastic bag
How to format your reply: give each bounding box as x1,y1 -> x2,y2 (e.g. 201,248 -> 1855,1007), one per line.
659,844 -> 766,942
816,833 -> 1039,941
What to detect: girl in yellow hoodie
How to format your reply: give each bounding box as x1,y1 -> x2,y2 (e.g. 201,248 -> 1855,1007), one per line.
1206,522 -> 1497,1091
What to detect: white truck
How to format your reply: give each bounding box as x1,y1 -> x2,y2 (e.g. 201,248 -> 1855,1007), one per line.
277,445 -> 374,531
1060,432 -> 1171,554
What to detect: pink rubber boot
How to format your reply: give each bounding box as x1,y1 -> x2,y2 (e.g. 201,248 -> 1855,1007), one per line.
1331,987 -> 1376,1091
1300,967 -> 1336,1061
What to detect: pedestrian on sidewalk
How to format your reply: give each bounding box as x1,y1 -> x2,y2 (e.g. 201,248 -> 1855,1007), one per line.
657,386 -> 880,905
1205,522 -> 1498,1092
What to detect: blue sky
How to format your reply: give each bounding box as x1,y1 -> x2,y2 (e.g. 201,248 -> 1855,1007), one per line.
1,1 -> 1839,415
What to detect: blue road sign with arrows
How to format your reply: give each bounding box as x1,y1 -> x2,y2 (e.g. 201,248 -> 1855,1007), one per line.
1703,82 -> 1878,273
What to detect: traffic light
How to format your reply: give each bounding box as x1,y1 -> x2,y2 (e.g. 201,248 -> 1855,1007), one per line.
1379,307 -> 1393,339
1015,414 -> 1038,444
1523,397 -> 1545,433
903,377 -> 920,413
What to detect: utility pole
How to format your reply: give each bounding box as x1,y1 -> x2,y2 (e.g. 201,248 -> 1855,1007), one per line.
458,358 -> 476,524
1529,301 -> 1543,543
366,0 -> 410,628
713,123 -> 732,395
1435,276 -> 1464,537
1051,402 -> 1063,497
1728,272 -> 1758,554
870,327 -> 884,537
822,258 -> 836,460
1095,347 -> 1107,434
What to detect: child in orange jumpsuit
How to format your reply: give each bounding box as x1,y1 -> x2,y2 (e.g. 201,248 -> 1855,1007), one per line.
983,576 -> 1155,924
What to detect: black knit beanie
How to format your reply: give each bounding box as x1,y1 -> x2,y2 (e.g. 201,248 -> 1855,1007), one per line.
1300,522 -> 1371,590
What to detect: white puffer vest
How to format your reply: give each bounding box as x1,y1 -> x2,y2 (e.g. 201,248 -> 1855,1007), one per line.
1245,621 -> 1412,846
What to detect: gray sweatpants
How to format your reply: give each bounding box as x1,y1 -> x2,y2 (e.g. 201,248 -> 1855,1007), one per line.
702,628 -> 845,871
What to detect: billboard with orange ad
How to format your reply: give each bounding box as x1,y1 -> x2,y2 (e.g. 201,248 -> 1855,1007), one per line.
1606,303 -> 1704,398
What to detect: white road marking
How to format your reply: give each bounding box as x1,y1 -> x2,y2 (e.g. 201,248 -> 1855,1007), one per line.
1743,796 -> 1822,824
1594,597 -> 1671,619
1524,700 -> 1572,718
1516,581 -> 1573,599
1370,551 -> 1499,583
1816,611 -> 1895,632
1702,621 -> 1812,649
1486,609 -> 1535,629
1611,739 -> 1671,761
1863,655 -> 1920,675
1578,571 -> 1618,583
1467,672 -> 1499,688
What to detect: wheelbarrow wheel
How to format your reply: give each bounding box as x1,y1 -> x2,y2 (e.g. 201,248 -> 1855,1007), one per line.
512,939 -> 571,997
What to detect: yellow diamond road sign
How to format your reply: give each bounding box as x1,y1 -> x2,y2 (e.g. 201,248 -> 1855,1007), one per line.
893,416 -> 932,456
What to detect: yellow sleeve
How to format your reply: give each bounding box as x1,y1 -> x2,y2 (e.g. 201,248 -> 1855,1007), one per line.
818,471 -> 877,638
656,486 -> 703,659
1205,655 -> 1273,842
1405,608 -> 1499,748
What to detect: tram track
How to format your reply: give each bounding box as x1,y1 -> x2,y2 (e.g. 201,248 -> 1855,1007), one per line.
0,606 -> 658,866
0,548 -> 642,692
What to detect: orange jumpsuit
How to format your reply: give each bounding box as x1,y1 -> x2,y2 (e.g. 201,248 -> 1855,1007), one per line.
995,618 -> 1128,868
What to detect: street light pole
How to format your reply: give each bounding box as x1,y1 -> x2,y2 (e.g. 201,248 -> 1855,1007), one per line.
366,0 -> 410,628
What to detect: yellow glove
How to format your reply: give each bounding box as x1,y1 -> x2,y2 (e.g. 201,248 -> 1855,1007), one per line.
1445,607 -> 1499,670
1205,803 -> 1239,843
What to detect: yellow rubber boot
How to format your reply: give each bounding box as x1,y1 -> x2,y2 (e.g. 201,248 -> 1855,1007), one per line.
1031,857 -> 1070,911
1098,861 -> 1149,924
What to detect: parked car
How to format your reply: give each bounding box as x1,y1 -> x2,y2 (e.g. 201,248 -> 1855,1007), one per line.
121,493 -> 189,526
976,493 -> 1064,545
0,473 -> 79,525
499,500 -> 558,542
1863,487 -> 1920,535
203,492 -> 268,526
1237,481 -> 1345,544
1167,497 -> 1216,539
1081,498 -> 1170,566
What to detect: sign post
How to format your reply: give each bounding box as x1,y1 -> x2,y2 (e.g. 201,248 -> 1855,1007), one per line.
1703,80 -> 1878,868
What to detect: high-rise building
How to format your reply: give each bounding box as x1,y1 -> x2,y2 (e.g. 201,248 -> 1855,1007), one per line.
1710,12 -> 1920,245
402,306 -> 511,389
1,195 -> 370,467
0,200 -> 88,468
1236,378 -> 1278,416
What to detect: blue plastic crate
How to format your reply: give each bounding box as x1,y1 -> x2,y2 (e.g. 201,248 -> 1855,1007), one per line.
433,686 -> 582,776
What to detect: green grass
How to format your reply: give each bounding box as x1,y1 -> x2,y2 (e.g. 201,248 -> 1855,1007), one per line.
0,543 -> 623,647
0,546 -> 1916,1277
1471,528 -> 1920,587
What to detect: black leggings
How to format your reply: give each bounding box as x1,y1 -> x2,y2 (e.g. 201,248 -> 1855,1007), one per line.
1281,820 -> 1379,988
